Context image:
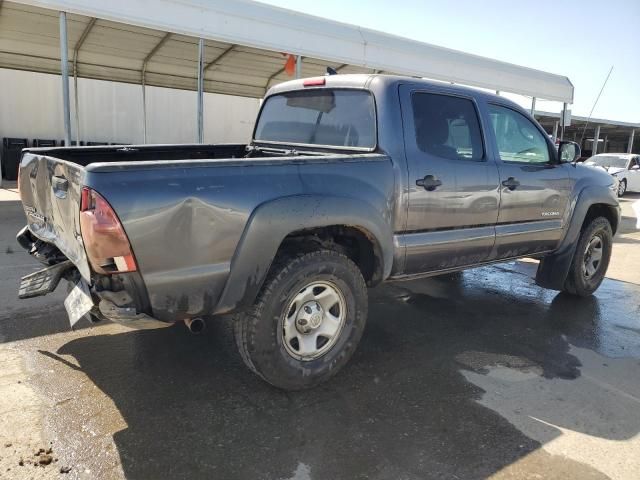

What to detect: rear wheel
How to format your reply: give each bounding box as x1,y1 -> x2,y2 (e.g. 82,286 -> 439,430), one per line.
562,217 -> 612,297
234,250 -> 368,390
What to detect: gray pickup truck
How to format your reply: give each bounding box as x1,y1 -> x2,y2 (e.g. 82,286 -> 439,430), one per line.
17,74 -> 620,389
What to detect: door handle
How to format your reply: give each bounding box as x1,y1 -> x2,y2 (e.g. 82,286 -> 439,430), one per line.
52,175 -> 68,198
501,177 -> 520,191
416,175 -> 442,191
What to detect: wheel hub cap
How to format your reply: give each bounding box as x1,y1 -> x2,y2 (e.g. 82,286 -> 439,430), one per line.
583,235 -> 603,279
281,281 -> 346,361
296,301 -> 323,333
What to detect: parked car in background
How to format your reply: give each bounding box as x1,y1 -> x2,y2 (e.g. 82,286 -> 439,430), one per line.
584,153 -> 640,197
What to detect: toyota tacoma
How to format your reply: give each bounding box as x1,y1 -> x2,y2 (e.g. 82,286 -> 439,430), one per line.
16,74 -> 620,389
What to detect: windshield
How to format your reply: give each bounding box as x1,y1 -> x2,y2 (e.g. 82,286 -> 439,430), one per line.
254,89 -> 376,149
585,155 -> 629,169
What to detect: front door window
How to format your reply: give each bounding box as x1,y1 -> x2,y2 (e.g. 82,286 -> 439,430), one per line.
488,104 -> 551,164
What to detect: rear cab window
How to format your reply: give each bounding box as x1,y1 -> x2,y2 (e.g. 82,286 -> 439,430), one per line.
254,89 -> 376,149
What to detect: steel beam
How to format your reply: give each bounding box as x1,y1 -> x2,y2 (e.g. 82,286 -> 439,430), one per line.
72,17 -> 96,145
592,125 -> 600,155
204,44 -> 235,72
141,33 -> 172,143
552,121 -> 559,143
265,55 -> 303,92
197,38 -> 204,143
295,55 -> 302,79
530,97 -> 536,116
560,103 -> 567,140
629,129 -> 635,153
265,66 -> 285,91
59,12 -> 71,146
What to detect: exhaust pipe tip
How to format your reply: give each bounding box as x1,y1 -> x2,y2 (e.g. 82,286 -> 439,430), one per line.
185,317 -> 205,334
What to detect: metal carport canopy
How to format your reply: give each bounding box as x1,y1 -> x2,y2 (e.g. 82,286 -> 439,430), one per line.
1,0 -> 574,102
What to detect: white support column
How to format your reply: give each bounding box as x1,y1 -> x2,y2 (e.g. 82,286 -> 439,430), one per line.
629,129 -> 635,153
295,55 -> 302,79
73,72 -> 80,145
141,33 -> 172,144
59,12 -> 71,146
552,121 -> 559,143
141,78 -> 147,144
72,18 -> 96,146
530,97 -> 536,116
196,38 -> 204,144
592,125 -> 600,155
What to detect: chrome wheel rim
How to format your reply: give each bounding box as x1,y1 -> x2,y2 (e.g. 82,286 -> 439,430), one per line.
281,281 -> 346,361
618,181 -> 625,196
582,235 -> 603,279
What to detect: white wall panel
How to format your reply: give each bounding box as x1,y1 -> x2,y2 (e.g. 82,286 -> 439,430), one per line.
0,68 -> 260,144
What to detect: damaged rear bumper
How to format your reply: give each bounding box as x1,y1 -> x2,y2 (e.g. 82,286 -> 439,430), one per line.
18,260 -> 74,299
18,226 -> 171,330
96,295 -> 172,330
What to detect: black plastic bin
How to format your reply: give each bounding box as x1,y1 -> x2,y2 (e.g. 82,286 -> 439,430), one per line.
1,137 -> 28,181
32,139 -> 57,148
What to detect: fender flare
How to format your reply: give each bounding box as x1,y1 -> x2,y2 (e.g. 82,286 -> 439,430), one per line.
535,185 -> 620,290
214,195 -> 394,314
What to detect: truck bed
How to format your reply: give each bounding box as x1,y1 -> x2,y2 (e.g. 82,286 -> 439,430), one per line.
18,143 -> 394,321
23,143 -> 250,165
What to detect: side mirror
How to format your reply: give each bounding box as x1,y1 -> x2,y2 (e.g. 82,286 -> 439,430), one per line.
631,165 -> 640,170
558,141 -> 581,163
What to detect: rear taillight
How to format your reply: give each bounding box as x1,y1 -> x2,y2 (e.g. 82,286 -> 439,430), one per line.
80,187 -> 137,274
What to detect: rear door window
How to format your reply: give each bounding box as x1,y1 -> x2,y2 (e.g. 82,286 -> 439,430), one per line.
254,89 -> 376,149
411,92 -> 484,161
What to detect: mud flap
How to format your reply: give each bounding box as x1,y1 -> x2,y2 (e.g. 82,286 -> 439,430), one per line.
535,246 -> 576,291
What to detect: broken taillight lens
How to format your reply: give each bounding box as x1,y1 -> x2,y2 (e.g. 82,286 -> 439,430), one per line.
79,187 -> 137,274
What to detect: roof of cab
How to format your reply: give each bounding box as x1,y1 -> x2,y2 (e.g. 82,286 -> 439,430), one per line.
267,73 -> 524,110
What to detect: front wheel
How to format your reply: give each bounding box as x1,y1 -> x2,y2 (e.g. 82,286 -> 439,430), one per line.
234,250 -> 368,390
562,216 -> 613,297
617,179 -> 627,198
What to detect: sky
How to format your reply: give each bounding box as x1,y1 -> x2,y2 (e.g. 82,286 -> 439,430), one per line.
258,0 -> 640,123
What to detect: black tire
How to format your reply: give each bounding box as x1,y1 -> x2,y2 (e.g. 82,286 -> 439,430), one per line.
617,179 -> 626,198
234,250 -> 368,390
563,216 -> 612,297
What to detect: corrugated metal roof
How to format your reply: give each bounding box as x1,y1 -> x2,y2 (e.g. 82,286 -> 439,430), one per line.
1,0 -> 574,102
536,111 -> 640,129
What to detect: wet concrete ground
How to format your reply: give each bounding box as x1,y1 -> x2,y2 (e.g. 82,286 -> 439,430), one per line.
1,187 -> 639,479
